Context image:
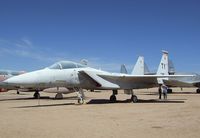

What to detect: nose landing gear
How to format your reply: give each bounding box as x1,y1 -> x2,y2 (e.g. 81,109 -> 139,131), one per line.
33,90 -> 40,99
74,88 -> 85,104
131,94 -> 138,103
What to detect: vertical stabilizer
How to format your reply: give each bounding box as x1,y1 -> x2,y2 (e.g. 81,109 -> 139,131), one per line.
120,64 -> 128,74
132,56 -> 145,75
157,50 -> 169,84
157,50 -> 169,75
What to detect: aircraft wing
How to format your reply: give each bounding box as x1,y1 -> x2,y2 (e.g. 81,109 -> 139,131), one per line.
80,70 -> 195,89
99,74 -> 195,87
98,73 -> 195,80
193,82 -> 200,87
163,79 -> 194,87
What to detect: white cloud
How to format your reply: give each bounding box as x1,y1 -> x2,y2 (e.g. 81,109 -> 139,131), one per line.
0,38 -> 63,63
0,38 -> 133,72
15,39 -> 32,49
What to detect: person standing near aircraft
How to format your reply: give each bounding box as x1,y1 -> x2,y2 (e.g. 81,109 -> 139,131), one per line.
162,84 -> 168,100
158,84 -> 162,99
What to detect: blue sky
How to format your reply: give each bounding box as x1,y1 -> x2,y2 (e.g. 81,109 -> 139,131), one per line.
0,0 -> 200,73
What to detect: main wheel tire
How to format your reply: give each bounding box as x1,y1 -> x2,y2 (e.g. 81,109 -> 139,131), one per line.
110,95 -> 116,103
196,89 -> 200,93
78,98 -> 84,104
131,95 -> 138,103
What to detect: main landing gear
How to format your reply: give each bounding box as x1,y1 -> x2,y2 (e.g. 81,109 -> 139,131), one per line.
110,90 -> 117,103
109,90 -> 138,103
33,90 -> 40,99
128,89 -> 138,103
131,94 -> 138,103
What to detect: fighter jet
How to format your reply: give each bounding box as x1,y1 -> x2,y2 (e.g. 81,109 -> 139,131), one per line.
124,51 -> 200,93
0,61 -> 88,98
1,59 -> 193,104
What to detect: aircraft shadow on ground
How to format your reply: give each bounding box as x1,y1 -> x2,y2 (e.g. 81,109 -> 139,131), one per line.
10,98 -> 185,108
137,99 -> 185,103
141,91 -> 197,96
14,103 -> 75,108
169,92 -> 198,94
0,96 -> 79,102
87,99 -> 185,104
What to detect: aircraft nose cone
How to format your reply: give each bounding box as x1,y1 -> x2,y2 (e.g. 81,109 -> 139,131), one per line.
4,76 -> 23,84
4,72 -> 38,84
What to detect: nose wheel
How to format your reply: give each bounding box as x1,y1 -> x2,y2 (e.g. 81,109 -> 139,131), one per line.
74,88 -> 85,104
78,98 -> 84,104
33,90 -> 40,99
131,95 -> 138,103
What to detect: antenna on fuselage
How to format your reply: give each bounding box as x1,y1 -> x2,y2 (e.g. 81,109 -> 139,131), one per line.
80,59 -> 88,65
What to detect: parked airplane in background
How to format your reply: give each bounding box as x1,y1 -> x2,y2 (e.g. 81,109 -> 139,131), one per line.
159,54 -> 200,93
0,58 -> 193,104
0,70 -> 25,92
122,51 -> 200,93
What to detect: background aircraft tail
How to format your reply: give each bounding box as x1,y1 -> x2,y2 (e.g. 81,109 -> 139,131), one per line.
169,59 -> 175,75
144,62 -> 150,74
131,56 -> 146,75
120,64 -> 128,74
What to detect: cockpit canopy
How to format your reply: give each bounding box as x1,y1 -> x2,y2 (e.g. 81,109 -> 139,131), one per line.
48,61 -> 86,70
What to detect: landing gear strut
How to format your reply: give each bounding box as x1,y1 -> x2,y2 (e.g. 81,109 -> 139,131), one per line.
124,89 -> 138,103
33,90 -> 40,99
109,90 -> 118,103
196,89 -> 200,94
74,88 -> 85,104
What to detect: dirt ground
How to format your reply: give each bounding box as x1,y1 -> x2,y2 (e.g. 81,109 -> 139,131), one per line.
0,88 -> 200,138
